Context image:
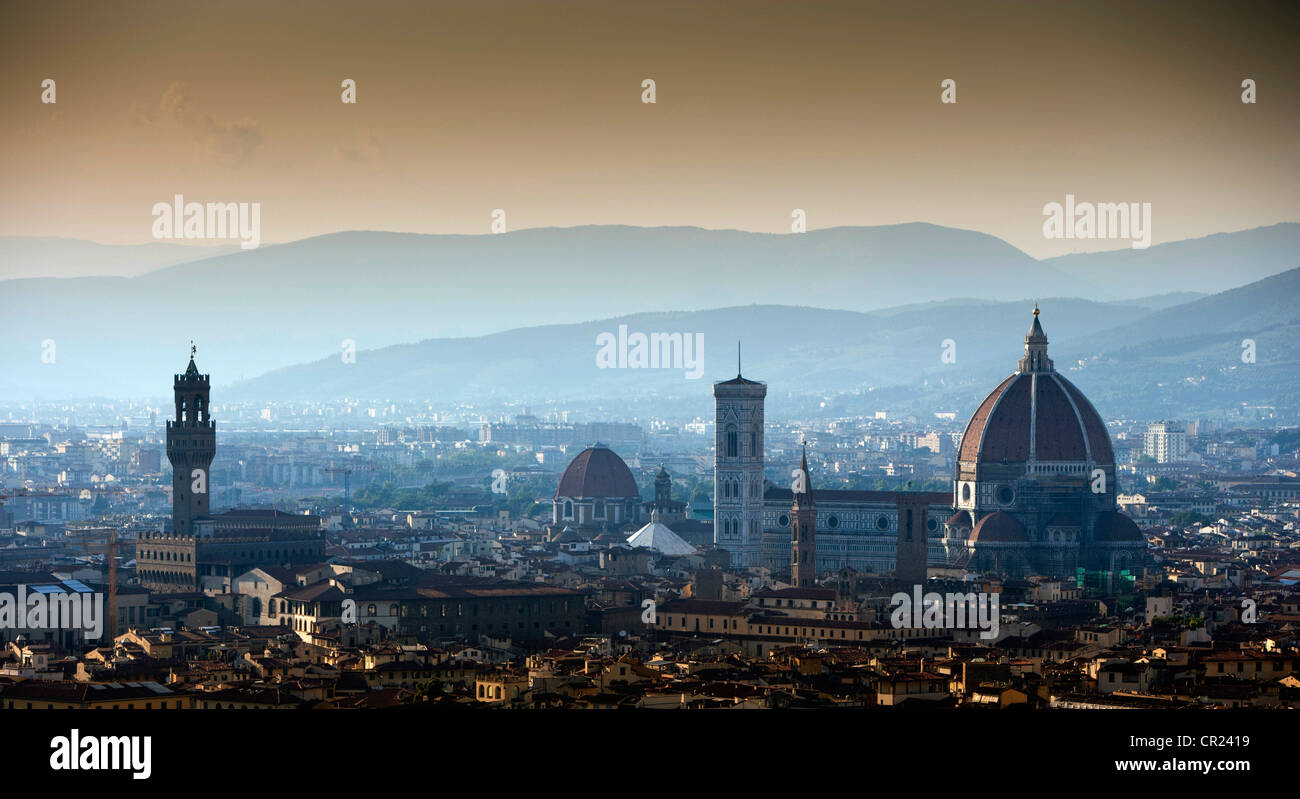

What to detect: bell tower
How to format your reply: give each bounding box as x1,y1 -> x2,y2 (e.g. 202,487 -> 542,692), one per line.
713,345 -> 766,568
653,464 -> 672,515
790,444 -> 817,587
167,342 -> 215,536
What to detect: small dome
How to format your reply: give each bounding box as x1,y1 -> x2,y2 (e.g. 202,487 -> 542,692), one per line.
946,510 -> 973,529
555,443 -> 638,498
970,511 -> 1028,544
1094,511 -> 1143,542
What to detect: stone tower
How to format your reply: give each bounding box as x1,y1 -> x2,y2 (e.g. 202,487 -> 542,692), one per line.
790,444 -> 817,587
167,344 -> 215,536
713,352 -> 766,568
653,464 -> 672,515
895,493 -> 930,586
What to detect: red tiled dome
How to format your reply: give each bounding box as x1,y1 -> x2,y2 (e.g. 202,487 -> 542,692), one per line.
969,511 -> 1028,543
958,370 -> 1114,464
555,444 -> 638,498
1094,510 -> 1143,542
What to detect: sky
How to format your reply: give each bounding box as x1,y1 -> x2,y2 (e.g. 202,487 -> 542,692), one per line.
2,0 -> 1298,259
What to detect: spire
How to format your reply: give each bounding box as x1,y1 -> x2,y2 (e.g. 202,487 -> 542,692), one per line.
793,442 -> 814,507
183,341 -> 202,378
737,340 -> 742,378
1018,305 -> 1053,373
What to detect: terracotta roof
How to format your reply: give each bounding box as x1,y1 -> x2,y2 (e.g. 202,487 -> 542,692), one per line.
969,511 -> 1028,544
1093,511 -> 1144,542
958,372 -> 1113,465
555,444 -> 638,498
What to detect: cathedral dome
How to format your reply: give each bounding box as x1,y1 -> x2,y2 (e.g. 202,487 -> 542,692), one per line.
957,308 -> 1114,466
1093,510 -> 1144,542
556,443 -> 638,498
969,511 -> 1028,543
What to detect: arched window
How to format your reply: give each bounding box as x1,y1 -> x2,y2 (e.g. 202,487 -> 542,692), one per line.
389,604 -> 399,617
564,500 -> 574,519
726,425 -> 738,458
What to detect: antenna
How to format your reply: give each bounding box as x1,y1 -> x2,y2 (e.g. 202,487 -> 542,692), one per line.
737,341 -> 742,376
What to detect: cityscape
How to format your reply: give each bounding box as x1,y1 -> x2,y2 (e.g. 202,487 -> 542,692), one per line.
3,307 -> 1297,713
2,0 -> 1296,782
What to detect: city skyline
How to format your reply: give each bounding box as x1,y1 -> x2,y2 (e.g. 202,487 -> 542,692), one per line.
1,2 -> 1295,774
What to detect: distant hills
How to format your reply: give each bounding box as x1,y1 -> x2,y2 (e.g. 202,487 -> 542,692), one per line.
0,237 -> 239,279
1041,224 -> 1300,298
1,222 -> 1296,408
224,268 -> 1300,421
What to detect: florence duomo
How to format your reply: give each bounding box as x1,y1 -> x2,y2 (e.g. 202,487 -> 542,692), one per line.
942,308 -> 1147,578
2,0 -> 1296,779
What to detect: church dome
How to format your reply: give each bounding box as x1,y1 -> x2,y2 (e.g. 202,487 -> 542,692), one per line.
556,443 -> 638,498
1093,510 -> 1144,542
969,511 -> 1028,543
946,510 -> 973,529
957,308 -> 1114,466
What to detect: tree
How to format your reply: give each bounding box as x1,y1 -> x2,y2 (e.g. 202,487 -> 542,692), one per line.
1169,510 -> 1208,528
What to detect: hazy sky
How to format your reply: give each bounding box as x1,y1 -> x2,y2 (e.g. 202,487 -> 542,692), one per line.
2,0 -> 1297,258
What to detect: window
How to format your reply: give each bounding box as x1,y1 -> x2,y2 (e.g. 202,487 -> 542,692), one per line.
726,425 -> 738,458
